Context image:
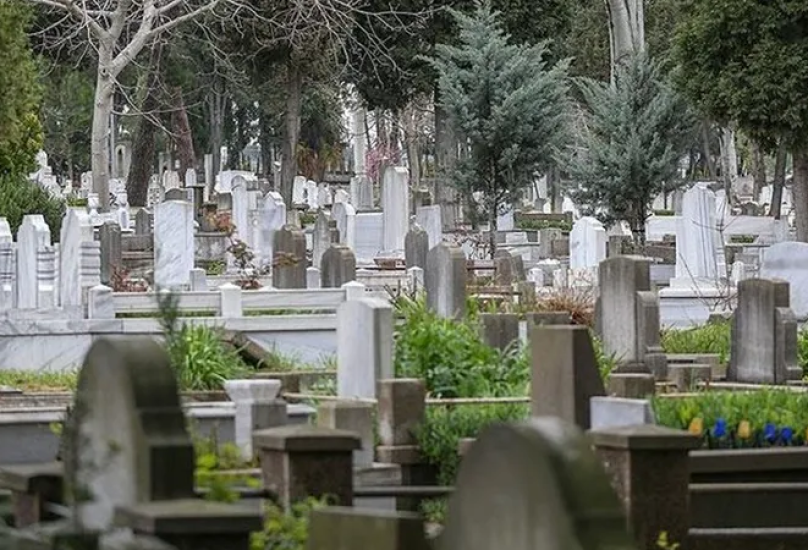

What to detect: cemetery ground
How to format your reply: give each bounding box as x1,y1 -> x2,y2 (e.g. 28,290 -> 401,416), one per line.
5,268 -> 808,548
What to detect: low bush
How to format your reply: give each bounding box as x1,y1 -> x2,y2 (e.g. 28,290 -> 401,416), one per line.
393,295 -> 529,398
0,174 -> 65,238
158,292 -> 247,390
416,403 -> 530,485
653,389 -> 808,448
660,321 -> 731,364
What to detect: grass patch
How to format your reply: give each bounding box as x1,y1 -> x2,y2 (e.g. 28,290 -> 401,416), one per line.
0,369 -> 78,391
661,321 -> 731,364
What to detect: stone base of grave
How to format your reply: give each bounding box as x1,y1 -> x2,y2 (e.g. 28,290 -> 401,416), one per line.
114,499 -> 263,550
668,364 -> 713,392
608,373 -> 656,398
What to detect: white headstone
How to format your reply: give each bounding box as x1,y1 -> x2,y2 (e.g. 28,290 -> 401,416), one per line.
292,176 -> 307,205
0,219 -> 14,309
415,205 -> 443,249
381,166 -> 409,252
333,202 -> 357,250
59,209 -> 93,308
16,216 -> 52,309
497,205 -> 515,231
354,212 -> 384,263
760,242 -> 808,319
334,189 -> 350,204
154,201 -> 195,288
260,192 -> 286,268
231,175 -> 249,243
337,298 -> 393,398
674,183 -> 724,285
305,180 -> 319,210
569,216 -> 607,270
185,169 -> 197,187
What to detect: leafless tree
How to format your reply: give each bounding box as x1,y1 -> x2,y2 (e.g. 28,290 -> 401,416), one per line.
26,0 -> 240,210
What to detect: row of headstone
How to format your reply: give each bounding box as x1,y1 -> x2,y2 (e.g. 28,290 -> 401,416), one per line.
0,211 -> 101,314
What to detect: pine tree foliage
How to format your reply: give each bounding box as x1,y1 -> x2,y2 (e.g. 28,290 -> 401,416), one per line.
562,53 -> 695,241
426,0 -> 571,243
0,0 -> 42,178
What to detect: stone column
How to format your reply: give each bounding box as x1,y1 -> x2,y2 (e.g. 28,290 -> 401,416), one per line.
254,425 -> 360,510
2,463 -> 63,528
376,379 -> 427,511
224,380 -> 285,461
318,400 -> 375,468
591,424 -> 700,550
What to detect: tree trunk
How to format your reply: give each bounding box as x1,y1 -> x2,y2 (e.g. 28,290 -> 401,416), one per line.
605,0 -> 644,80
793,146 -> 808,242
170,87 -> 196,178
91,70 -> 115,211
280,62 -> 302,206
209,80 -> 225,187
435,99 -> 458,229
126,48 -> 162,207
769,139 -> 787,219
751,139 -> 766,202
488,198 -> 498,257
700,122 -> 717,179
719,126 -> 737,200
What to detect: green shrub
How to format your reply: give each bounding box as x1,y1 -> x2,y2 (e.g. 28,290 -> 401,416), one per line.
653,389 -> 808,448
251,498 -> 330,550
516,218 -> 572,231
798,330 -> 808,378
157,292 -> 247,390
416,403 -> 529,485
393,295 -> 529,398
660,321 -> 731,364
0,174 -> 65,238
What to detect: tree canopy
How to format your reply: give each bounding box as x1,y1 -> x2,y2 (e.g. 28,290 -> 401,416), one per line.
427,0 -> 571,250
672,0 -> 808,150
563,53 -> 696,242
0,0 -> 42,178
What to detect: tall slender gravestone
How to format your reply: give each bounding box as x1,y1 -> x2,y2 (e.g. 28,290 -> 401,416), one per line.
597,256 -> 663,397
425,243 -> 467,319
272,225 -> 307,288
728,278 -> 801,384
321,245 -> 357,288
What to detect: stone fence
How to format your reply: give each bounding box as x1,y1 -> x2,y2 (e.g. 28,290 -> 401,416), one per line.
89,281 -> 369,319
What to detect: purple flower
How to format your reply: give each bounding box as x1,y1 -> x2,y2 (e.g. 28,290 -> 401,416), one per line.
764,423 -> 777,443
782,427 -> 794,443
713,418 -> 727,438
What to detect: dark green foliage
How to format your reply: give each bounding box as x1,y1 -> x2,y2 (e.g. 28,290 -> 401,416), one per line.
672,0 -> 808,149
426,1 -> 571,235
416,403 -> 529,485
393,295 -> 529,398
562,53 -> 696,238
0,173 -> 65,238
0,0 -> 42,178
347,0 -> 575,112
39,67 -> 93,180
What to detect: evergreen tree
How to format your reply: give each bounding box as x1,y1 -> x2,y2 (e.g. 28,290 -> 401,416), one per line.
0,0 -> 42,178
562,53 -> 695,244
426,0 -> 571,254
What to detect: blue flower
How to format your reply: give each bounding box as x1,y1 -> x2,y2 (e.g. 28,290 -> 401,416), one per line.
713,418 -> 727,438
782,427 -> 794,443
764,423 -> 777,443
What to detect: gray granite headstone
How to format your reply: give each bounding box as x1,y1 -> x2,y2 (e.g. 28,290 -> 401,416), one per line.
425,243 -> 467,319
272,225 -> 307,289
441,418 -> 636,550
63,338 -> 195,531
